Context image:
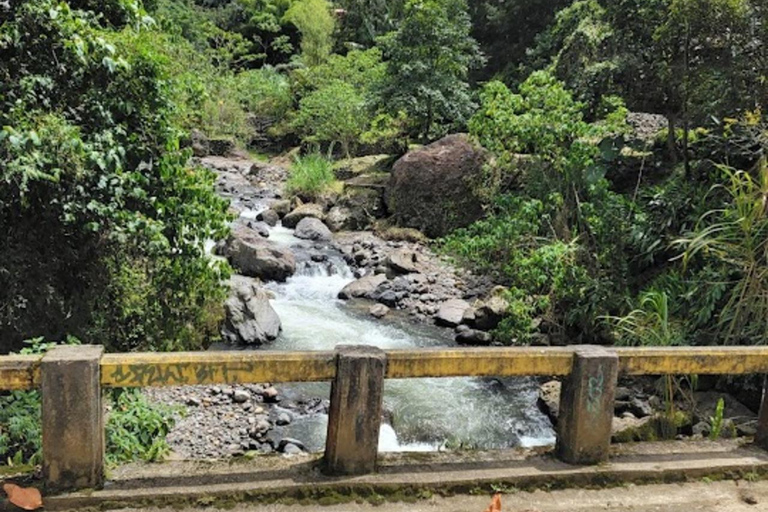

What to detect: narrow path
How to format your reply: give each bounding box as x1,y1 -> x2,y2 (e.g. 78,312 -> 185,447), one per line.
111,480 -> 766,512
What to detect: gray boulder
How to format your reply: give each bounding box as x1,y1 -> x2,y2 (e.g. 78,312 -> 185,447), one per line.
369,304 -> 390,318
434,299 -> 471,327
225,227 -> 296,282
282,203 -> 325,228
387,248 -> 420,274
338,274 -> 388,300
325,206 -> 352,232
222,276 -> 281,345
294,217 -> 332,242
257,209 -> 280,227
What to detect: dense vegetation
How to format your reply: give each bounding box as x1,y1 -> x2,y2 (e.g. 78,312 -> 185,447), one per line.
1,0 -> 768,469
1,0 -> 768,436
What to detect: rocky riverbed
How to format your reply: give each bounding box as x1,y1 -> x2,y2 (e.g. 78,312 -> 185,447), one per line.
146,145 -> 763,460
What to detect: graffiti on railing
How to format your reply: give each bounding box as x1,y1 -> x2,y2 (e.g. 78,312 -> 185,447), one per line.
107,361 -> 258,386
586,365 -> 605,415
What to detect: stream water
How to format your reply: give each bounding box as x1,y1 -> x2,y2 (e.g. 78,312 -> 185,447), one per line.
249,215 -> 556,453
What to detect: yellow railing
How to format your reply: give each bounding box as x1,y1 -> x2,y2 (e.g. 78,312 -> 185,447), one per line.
2,345 -> 768,491
5,346 -> 768,390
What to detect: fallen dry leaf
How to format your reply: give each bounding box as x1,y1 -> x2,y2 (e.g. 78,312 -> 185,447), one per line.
2,483 -> 43,511
483,493 -> 501,512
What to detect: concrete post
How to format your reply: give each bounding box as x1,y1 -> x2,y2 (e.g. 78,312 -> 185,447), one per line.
324,345 -> 386,476
756,376 -> 768,449
41,345 -> 105,491
556,345 -> 618,465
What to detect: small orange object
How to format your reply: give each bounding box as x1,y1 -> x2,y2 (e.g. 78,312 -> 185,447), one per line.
484,493 -> 502,512
2,483 -> 43,511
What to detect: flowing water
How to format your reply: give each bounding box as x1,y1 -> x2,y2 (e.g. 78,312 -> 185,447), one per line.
238,209 -> 555,453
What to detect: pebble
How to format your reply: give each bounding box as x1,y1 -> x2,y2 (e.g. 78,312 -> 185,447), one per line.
233,390 -> 250,403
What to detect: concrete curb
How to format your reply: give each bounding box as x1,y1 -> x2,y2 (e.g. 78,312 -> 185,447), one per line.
3,442 -> 768,511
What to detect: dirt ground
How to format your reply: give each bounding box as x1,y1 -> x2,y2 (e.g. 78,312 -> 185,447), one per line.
113,480 -> 767,512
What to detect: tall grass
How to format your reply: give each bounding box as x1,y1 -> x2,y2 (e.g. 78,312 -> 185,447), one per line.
285,153 -> 338,199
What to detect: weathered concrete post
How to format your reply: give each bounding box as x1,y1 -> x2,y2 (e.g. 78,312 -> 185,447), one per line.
556,345 -> 618,465
324,345 -> 386,476
41,345 -> 105,490
756,376 -> 768,449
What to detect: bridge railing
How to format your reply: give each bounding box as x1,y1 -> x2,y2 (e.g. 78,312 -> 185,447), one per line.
2,344 -> 768,490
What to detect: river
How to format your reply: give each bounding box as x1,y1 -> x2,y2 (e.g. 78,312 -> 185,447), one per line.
250,217 -> 555,453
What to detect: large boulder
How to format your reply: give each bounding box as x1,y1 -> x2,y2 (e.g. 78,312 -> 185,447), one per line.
282,203 -> 325,228
387,134 -> 489,238
222,276 -> 281,345
434,299 -> 471,327
225,227 -> 296,282
338,274 -> 388,300
294,217 -> 332,242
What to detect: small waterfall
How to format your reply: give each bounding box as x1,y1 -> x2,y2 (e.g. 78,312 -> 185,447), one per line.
260,225 -> 556,452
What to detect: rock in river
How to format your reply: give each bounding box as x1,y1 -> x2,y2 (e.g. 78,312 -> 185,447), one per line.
338,273 -> 388,300
222,276 -> 281,345
225,227 -> 296,282
294,217 -> 332,242
282,203 -> 325,228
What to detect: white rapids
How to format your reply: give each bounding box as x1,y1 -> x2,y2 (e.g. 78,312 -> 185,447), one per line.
240,209 -> 556,452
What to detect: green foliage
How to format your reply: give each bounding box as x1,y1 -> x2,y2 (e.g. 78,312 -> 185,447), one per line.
378,0 -> 484,139
0,0 -> 230,353
441,196 -> 594,343
283,0 -> 335,66
285,153 -> 337,199
106,389 -> 179,465
709,397 -> 725,440
0,391 -> 42,466
675,162 -> 768,344
604,291 -> 685,347
236,67 -> 293,120
291,81 -> 367,157
288,48 -> 405,155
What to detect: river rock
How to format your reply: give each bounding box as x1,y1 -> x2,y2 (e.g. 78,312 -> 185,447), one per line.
338,274 -> 388,299
257,209 -> 280,227
294,217 -> 332,242
222,277 -> 282,345
271,200 -> 292,218
369,304 -> 390,318
455,328 -> 492,345
387,134 -> 489,237
434,299 -> 471,327
232,389 -> 251,403
226,233 -> 296,282
473,291 -> 509,331
538,380 -> 561,424
387,248 -> 420,274
248,221 -> 271,238
325,206 -> 352,232
282,203 -> 325,228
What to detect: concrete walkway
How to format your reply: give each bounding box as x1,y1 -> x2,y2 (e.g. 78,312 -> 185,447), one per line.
114,480 -> 766,512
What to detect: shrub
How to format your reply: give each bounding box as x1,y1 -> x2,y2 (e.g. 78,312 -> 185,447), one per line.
236,67 -> 294,121
106,390 -> 179,465
283,0 -> 335,66
285,153 -> 337,199
0,1 -> 231,353
291,80 -> 368,157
